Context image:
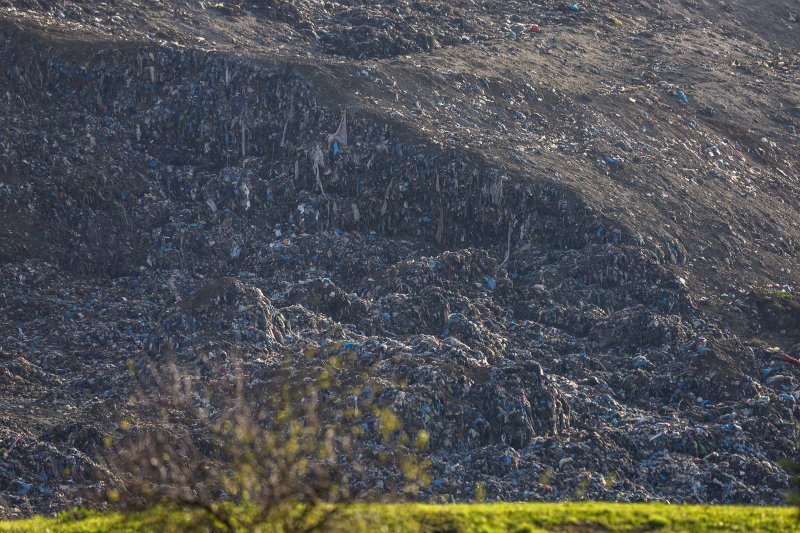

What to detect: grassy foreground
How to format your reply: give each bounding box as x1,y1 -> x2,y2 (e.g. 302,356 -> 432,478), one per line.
0,502 -> 797,532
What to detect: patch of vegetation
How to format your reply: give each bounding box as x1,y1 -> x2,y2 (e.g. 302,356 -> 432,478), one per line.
97,350 -> 428,532
758,289 -> 800,310
752,289 -> 800,330
1,503 -> 796,533
746,337 -> 770,349
764,289 -> 796,301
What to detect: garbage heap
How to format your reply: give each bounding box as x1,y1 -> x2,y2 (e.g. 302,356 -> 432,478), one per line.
0,26 -> 798,518
0,0 -> 597,59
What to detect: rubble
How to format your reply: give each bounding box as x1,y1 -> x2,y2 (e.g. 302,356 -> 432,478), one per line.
1,0 -> 799,519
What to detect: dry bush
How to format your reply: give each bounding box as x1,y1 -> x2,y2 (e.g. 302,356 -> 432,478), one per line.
101,348 -> 429,532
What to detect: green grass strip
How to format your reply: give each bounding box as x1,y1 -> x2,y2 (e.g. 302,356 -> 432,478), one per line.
1,502 -> 797,532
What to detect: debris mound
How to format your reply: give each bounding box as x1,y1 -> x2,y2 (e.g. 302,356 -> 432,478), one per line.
1,0 -> 799,518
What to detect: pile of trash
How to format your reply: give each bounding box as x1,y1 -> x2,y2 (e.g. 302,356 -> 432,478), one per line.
0,0 -> 600,59
1,0 -> 800,519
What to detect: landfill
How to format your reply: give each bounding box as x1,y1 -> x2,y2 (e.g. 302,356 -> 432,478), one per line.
1,0 -> 799,518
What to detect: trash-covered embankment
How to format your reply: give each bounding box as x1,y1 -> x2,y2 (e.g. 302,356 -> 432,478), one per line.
1,26 -> 798,518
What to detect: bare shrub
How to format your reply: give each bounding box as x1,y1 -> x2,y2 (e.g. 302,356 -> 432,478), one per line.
101,347 -> 429,531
